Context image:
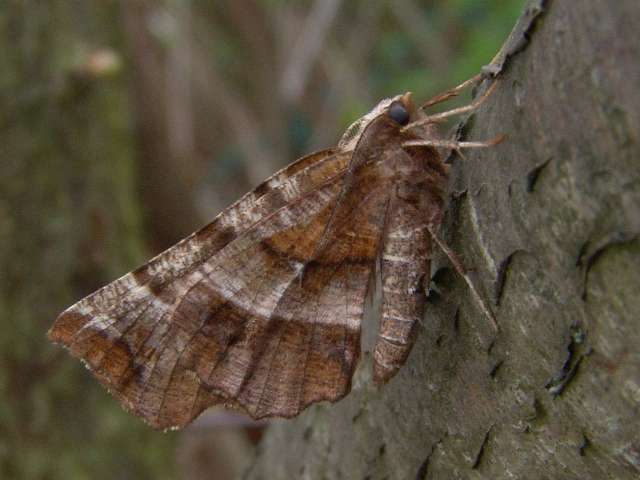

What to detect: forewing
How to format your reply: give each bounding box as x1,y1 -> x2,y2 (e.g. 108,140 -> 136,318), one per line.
214,156 -> 393,420
49,148 -> 390,429
48,148 -> 351,427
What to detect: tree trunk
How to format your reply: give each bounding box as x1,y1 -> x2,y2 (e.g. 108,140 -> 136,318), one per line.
245,1 -> 640,479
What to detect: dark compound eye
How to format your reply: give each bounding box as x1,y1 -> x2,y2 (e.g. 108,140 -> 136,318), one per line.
388,101 -> 410,126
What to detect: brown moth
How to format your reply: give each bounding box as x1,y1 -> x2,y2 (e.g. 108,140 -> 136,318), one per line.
49,75 -> 501,430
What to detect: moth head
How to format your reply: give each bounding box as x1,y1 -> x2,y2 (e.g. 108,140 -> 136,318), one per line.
338,92 -> 415,151
387,92 -> 414,126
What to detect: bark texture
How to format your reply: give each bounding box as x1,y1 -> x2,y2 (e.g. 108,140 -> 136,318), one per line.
245,1 -> 640,479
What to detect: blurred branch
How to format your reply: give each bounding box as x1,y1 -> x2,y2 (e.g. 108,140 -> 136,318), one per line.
224,1 -> 290,159
188,29 -> 280,185
121,1 -> 204,250
388,0 -> 451,72
279,0 -> 343,103
165,2 -> 197,172
309,2 -> 383,148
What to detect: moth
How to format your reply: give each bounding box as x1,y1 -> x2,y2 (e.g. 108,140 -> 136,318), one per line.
49,74 -> 501,430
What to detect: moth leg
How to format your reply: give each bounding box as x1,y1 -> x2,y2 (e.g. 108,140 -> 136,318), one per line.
403,81 -> 499,132
419,72 -> 486,109
426,225 -> 498,331
401,134 -> 505,158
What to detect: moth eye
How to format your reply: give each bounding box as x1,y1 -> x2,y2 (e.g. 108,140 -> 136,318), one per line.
388,101 -> 410,126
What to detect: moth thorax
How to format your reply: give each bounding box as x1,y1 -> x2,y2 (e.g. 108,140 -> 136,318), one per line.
337,96 -> 402,151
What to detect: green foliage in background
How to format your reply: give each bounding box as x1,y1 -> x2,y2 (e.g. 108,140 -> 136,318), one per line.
335,0 -> 525,136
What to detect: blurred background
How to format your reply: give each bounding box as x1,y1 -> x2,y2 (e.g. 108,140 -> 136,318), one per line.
1,1 -> 523,478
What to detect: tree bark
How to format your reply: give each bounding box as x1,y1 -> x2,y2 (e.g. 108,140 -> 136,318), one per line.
245,1 -> 640,479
